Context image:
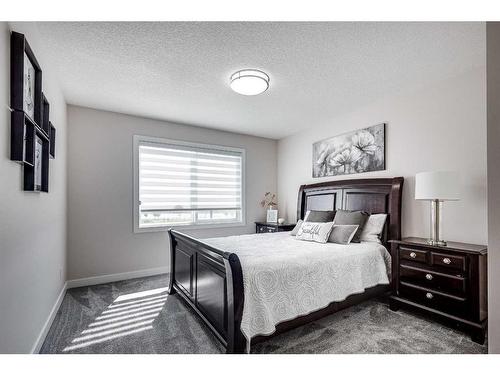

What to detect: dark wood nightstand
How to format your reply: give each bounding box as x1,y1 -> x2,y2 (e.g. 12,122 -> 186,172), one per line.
255,222 -> 296,234
389,237 -> 487,344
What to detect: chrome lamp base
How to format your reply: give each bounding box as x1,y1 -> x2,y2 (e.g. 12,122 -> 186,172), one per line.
428,199 -> 447,246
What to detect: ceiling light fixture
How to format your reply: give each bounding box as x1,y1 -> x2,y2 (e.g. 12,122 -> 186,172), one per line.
230,69 -> 270,96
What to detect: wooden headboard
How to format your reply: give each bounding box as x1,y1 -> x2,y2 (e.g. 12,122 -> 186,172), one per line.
297,177 -> 404,243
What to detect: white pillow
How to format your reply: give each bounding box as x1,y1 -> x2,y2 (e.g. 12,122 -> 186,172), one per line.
290,220 -> 303,236
359,214 -> 387,243
296,221 -> 334,243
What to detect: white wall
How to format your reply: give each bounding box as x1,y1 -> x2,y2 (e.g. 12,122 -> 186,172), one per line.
487,22 -> 500,354
277,66 -> 487,245
0,22 -> 67,353
67,106 -> 277,280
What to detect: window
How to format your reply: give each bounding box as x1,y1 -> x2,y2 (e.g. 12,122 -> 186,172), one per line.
134,136 -> 245,231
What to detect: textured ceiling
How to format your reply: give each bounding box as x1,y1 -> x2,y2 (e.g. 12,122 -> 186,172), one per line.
34,22 -> 484,139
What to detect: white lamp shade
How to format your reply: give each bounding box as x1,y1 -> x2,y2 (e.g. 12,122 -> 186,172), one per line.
415,171 -> 460,201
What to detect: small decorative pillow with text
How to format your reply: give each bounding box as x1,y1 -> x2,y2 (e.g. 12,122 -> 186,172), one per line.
359,213 -> 387,243
328,225 -> 359,245
295,221 -> 334,243
290,220 -> 303,236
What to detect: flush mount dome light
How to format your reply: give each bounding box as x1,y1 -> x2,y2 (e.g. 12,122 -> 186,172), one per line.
230,69 -> 270,96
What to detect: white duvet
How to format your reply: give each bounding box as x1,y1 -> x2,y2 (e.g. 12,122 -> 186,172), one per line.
204,231 -> 391,343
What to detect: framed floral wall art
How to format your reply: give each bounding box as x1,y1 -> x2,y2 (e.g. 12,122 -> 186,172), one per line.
11,31 -> 43,125
34,135 -> 43,191
23,52 -> 36,119
312,123 -> 385,178
10,31 -> 56,193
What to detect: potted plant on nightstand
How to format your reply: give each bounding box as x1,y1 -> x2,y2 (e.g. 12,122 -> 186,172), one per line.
260,192 -> 278,223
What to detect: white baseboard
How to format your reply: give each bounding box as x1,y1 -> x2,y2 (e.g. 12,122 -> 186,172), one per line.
66,266 -> 169,289
31,282 -> 67,354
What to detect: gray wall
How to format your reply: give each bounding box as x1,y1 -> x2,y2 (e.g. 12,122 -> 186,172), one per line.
67,106 -> 277,280
277,66 -> 487,245
0,22 -> 67,353
487,22 -> 500,354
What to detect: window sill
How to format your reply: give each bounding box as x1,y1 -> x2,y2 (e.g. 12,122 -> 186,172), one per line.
134,221 -> 247,234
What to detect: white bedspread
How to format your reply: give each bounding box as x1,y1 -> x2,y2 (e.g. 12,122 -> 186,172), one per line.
204,232 -> 391,342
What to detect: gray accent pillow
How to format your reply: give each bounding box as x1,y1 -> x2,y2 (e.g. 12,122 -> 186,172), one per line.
304,210 -> 335,222
290,220 -> 303,236
333,209 -> 369,243
328,225 -> 359,244
296,221 -> 334,243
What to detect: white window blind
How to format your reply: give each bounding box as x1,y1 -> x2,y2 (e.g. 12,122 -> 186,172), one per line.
136,138 -> 244,229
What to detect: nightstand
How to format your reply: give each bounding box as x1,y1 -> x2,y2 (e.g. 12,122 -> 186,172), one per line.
255,222 -> 296,234
389,237 -> 487,344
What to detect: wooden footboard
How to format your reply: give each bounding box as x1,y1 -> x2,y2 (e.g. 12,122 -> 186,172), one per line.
168,229 -> 247,353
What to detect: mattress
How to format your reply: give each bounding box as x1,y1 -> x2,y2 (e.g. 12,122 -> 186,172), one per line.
204,231 -> 391,342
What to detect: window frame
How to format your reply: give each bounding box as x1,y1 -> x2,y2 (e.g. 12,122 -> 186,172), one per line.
133,135 -> 246,233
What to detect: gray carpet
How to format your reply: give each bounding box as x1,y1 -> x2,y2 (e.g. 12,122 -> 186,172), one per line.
40,274 -> 487,354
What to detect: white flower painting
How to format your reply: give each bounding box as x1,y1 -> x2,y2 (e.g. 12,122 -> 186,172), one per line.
312,123 -> 385,178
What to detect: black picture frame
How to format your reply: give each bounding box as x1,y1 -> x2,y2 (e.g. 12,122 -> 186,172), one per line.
49,122 -> 56,159
23,127 -> 49,192
10,31 -> 55,193
10,31 -> 43,126
33,134 -> 43,192
42,93 -> 50,136
10,111 -> 35,166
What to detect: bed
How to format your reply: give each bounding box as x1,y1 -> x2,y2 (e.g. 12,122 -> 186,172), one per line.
168,177 -> 404,353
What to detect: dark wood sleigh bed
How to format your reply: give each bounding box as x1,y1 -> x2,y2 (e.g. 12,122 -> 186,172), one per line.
168,177 -> 404,353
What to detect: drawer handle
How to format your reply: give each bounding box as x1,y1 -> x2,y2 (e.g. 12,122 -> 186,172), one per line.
425,273 -> 433,281
426,292 -> 434,299
409,252 -> 417,258
442,258 -> 451,265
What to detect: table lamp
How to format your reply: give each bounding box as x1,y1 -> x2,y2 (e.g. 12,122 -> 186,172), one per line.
415,171 -> 460,246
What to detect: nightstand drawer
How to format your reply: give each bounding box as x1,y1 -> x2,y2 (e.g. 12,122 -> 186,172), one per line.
430,252 -> 466,272
399,246 -> 427,264
399,282 -> 468,317
400,264 -> 466,295
257,225 -> 276,233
